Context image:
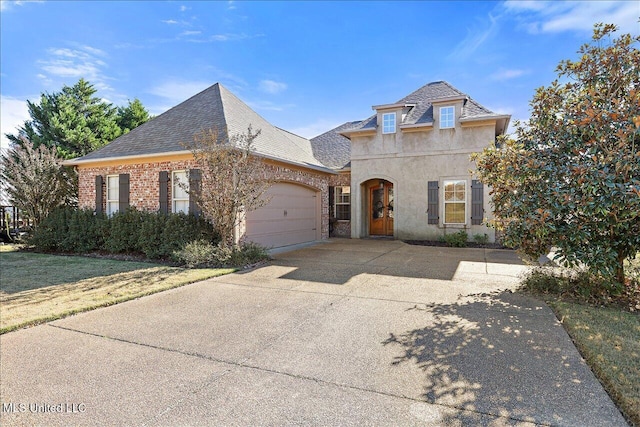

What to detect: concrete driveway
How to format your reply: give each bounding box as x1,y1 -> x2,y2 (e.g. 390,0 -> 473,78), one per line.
0,239 -> 627,426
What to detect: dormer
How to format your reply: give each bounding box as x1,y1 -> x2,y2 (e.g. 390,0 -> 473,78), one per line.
431,94 -> 467,130
371,103 -> 416,135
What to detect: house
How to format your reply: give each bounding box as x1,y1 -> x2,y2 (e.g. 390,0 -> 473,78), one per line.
68,81 -> 510,248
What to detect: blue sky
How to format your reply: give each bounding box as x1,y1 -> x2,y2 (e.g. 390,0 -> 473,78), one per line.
1,0 -> 638,150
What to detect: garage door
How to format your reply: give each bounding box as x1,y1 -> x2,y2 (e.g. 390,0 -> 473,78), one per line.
245,183 -> 319,248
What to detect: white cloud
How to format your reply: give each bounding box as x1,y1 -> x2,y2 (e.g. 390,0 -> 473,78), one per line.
448,13 -> 501,60
227,1 -> 236,10
259,79 -> 287,94
148,80 -> 211,104
288,119 -> 343,139
38,46 -> 110,89
180,5 -> 189,12
0,96 -> 30,149
490,68 -> 530,81
1,0 -> 44,12
246,100 -> 294,112
162,19 -> 179,25
180,30 -> 202,37
504,1 -> 639,35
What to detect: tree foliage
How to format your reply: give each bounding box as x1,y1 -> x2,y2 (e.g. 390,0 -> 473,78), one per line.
117,98 -> 151,134
472,24 -> 640,286
184,126 -> 273,248
0,138 -> 77,226
5,79 -> 150,159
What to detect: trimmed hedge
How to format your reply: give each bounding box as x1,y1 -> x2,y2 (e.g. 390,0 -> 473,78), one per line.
30,207 -> 218,260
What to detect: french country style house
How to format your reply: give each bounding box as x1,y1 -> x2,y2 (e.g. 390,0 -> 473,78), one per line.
68,81 -> 510,249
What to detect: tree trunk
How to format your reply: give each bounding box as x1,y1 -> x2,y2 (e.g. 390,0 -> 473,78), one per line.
615,252 -> 625,286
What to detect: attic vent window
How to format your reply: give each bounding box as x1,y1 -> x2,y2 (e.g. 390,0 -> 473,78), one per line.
440,106 -> 455,129
382,112 -> 396,134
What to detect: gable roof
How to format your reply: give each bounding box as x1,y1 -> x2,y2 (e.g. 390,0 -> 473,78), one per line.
309,121 -> 359,170
70,83 -> 331,172
341,81 -> 509,135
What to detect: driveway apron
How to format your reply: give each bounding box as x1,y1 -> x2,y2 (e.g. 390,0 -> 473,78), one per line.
0,239 -> 627,426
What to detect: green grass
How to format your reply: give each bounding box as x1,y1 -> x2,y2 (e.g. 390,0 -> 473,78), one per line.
548,301 -> 640,426
0,250 -> 234,334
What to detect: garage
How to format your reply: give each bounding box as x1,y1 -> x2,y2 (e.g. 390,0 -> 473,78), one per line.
245,182 -> 320,248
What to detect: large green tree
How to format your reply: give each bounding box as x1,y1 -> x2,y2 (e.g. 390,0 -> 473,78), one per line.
6,79 -> 150,159
472,24 -> 640,287
117,98 -> 151,134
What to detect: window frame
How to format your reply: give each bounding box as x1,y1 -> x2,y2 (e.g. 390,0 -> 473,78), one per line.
382,112 -> 396,134
439,106 -> 455,129
443,179 -> 467,225
172,170 -> 190,214
334,186 -> 351,221
106,175 -> 119,216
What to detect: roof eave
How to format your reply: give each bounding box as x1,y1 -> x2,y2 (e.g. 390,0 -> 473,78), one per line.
372,102 -> 416,111
63,150 -> 193,166
338,128 -> 377,138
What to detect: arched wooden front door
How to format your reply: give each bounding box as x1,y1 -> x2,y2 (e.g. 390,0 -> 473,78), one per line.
369,180 -> 393,236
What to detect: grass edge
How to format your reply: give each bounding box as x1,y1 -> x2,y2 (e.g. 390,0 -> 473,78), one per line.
0,268 -> 235,335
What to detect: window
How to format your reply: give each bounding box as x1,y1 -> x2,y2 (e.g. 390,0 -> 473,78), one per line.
440,106 -> 455,129
172,171 -> 189,213
334,186 -> 351,220
106,175 -> 119,216
382,112 -> 396,134
444,180 -> 466,224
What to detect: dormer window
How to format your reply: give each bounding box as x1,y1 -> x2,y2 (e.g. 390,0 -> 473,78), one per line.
440,106 -> 455,129
382,112 -> 396,134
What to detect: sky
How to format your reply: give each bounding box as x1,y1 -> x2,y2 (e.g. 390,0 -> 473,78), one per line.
1,0 -> 638,150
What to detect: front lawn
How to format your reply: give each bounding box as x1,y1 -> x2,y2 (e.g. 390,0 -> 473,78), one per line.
0,249 -> 234,334
549,301 -> 640,426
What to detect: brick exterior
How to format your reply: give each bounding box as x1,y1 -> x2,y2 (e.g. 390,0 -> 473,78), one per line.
328,171 -> 352,237
78,158 -> 340,241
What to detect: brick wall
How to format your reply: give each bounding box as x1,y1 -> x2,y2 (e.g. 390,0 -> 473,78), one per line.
78,158 -> 334,240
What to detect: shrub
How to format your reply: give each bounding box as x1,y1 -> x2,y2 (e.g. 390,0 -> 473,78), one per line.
520,267 -> 640,310
30,207 -> 219,259
63,209 -> 106,253
473,233 -> 489,246
29,206 -> 72,251
443,230 -> 468,248
173,241 -> 269,268
104,208 -> 144,254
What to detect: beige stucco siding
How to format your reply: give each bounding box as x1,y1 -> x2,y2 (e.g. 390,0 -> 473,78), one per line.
349,119 -> 497,242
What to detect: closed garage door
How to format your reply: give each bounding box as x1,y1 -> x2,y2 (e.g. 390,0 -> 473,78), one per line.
245,183 -> 319,248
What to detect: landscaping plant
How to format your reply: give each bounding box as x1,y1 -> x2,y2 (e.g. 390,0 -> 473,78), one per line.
472,23 -> 640,289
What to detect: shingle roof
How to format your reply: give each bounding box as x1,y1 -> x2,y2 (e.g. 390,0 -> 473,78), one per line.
343,81 -> 501,132
72,83 -> 330,172
309,121 -> 359,170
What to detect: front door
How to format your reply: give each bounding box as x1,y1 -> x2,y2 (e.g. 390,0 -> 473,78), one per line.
369,181 -> 394,236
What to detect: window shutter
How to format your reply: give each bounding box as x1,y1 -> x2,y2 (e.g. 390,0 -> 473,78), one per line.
328,186 -> 335,218
189,169 -> 202,217
471,180 -> 484,225
159,171 -> 169,214
95,175 -> 103,214
428,181 -> 439,224
119,173 -> 130,212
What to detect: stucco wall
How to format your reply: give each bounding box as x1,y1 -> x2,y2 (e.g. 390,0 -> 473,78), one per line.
78,158 -> 333,240
349,107 -> 497,242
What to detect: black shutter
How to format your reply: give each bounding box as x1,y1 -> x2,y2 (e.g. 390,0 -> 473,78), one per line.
119,173 -> 130,212
329,186 -> 335,218
159,171 -> 169,214
95,175 -> 103,214
428,181 -> 439,224
189,169 -> 202,217
471,179 -> 484,225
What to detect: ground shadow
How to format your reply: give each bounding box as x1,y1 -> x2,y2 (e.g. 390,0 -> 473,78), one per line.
0,251 -> 157,294
382,291 -> 622,426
